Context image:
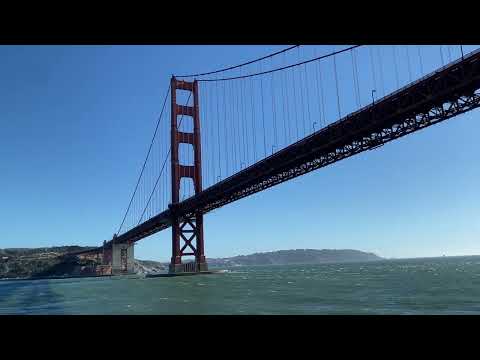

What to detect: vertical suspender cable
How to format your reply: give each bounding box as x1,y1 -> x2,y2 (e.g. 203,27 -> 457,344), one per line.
302,52 -> 311,134
209,81 -> 215,184
284,51 -> 292,143
216,78 -> 221,181
417,46 -> 424,75
377,46 -> 385,96
250,75 -> 257,163
333,48 -> 341,120
298,47 -> 306,136
369,46 -> 377,94
406,46 -> 413,82
351,48 -> 359,108
318,57 -> 326,127
241,73 -> 248,166
314,47 -> 323,127
291,58 -> 299,139
230,79 -> 237,172
260,61 -> 267,158
280,51 -> 288,147
271,57 -> 278,151
392,45 -> 400,88
223,80 -> 229,176
235,74 -> 243,169
354,47 -> 361,107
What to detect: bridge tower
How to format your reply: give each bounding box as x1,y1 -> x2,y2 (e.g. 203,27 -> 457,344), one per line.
169,76 -> 208,274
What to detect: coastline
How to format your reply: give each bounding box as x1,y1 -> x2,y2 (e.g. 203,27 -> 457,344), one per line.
0,273 -> 114,282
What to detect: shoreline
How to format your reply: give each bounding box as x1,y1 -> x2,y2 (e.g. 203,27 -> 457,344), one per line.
3,255 -> 478,282
0,273 -> 114,282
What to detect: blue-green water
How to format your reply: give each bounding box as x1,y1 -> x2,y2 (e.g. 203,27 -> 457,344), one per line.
2,256 -> 480,314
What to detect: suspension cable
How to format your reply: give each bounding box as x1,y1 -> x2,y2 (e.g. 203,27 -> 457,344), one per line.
138,147 -> 170,225
129,44 -> 362,230
333,47 -> 342,119
116,85 -> 171,235
138,92 -> 192,225
175,45 -> 299,78
197,45 -> 362,82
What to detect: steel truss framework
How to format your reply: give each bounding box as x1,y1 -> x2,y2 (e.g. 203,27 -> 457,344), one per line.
203,89 -> 480,213
179,48 -> 480,217
77,48 -> 480,255
172,214 -> 203,259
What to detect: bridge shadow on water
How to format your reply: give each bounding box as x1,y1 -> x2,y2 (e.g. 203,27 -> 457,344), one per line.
0,279 -> 66,314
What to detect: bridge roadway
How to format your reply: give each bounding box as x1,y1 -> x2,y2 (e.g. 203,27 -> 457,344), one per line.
77,48 -> 480,255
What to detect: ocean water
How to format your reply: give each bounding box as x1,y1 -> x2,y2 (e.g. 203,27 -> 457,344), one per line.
1,256 -> 480,315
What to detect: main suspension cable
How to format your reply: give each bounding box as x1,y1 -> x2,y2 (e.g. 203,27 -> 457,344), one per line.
175,45 -> 299,78
197,45 -> 362,82
138,92 -> 192,225
117,85 -> 171,235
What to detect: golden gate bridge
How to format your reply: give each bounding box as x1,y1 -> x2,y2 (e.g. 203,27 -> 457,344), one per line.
71,45 -> 480,275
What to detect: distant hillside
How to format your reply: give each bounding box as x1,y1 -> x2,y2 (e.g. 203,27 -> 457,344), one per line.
0,246 -> 96,279
0,246 -> 95,257
1,246 -> 382,279
0,246 -> 166,279
207,249 -> 383,267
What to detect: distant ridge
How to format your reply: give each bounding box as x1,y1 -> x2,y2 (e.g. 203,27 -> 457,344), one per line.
1,247 -> 383,278
207,249 -> 383,267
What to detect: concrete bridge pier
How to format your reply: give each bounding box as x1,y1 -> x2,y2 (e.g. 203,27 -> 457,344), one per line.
103,235 -> 135,275
112,242 -> 134,274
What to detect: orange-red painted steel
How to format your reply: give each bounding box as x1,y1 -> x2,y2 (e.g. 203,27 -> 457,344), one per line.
170,77 -> 206,268
75,49 -> 480,258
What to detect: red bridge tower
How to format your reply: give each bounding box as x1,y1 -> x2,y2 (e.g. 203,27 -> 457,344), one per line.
169,77 -> 208,273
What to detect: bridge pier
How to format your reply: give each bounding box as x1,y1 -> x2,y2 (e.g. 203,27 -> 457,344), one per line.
104,235 -> 135,275
111,242 -> 134,274
169,211 -> 208,273
169,76 -> 208,274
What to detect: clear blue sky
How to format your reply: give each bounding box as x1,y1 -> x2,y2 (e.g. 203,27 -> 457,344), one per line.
1,45 -> 479,261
